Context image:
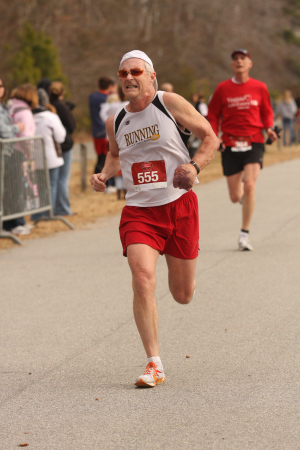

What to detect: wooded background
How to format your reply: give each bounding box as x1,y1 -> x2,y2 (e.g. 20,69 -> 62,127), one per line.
0,0 -> 299,130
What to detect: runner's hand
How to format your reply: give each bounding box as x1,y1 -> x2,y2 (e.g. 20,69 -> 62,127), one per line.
90,173 -> 107,192
173,164 -> 196,191
266,127 -> 278,143
219,139 -> 225,152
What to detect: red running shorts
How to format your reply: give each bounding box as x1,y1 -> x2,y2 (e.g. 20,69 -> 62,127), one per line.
93,137 -> 109,156
119,190 -> 199,259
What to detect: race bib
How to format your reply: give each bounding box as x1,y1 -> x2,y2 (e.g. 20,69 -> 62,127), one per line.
229,136 -> 252,152
131,160 -> 167,191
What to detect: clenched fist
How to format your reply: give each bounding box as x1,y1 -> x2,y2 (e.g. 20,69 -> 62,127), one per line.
173,166 -> 194,191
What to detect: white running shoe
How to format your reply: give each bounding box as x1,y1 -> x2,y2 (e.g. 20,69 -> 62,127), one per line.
135,362 -> 165,388
238,232 -> 253,251
11,225 -> 31,236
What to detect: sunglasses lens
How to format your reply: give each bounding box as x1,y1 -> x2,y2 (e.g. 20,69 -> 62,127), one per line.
118,70 -> 128,78
130,69 -> 143,76
118,68 -> 144,78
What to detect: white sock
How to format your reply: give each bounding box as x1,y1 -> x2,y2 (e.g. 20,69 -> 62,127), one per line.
147,356 -> 163,371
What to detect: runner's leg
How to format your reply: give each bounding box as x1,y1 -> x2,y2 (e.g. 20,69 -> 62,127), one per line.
226,171 -> 244,203
127,243 -> 160,358
165,255 -> 197,304
242,162 -> 260,230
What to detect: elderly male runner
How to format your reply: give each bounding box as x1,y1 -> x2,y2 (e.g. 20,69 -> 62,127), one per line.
207,49 -> 278,251
91,50 -> 219,387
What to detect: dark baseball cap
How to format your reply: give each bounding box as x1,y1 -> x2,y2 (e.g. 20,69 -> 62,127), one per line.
231,49 -> 251,59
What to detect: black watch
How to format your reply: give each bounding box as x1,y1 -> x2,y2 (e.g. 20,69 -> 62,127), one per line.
189,161 -> 200,174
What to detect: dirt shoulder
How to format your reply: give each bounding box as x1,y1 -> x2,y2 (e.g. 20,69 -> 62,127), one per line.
1,143 -> 299,250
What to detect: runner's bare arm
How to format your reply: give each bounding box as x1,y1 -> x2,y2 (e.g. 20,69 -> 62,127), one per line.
163,92 -> 219,190
90,115 -> 121,192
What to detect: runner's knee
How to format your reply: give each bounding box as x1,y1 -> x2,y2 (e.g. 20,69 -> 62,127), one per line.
230,192 -> 241,203
132,269 -> 156,298
244,180 -> 255,196
171,285 -> 194,305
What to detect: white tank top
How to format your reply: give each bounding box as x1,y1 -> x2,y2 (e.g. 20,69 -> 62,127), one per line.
114,91 -> 192,207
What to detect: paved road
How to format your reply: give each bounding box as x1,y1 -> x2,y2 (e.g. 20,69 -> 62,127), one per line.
0,160 -> 299,450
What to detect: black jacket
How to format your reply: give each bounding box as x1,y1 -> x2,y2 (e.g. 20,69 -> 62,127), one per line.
50,99 -> 76,152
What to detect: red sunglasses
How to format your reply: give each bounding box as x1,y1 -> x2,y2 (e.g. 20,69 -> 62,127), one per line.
117,68 -> 145,78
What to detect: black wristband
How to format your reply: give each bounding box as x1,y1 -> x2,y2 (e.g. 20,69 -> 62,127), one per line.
189,161 -> 200,174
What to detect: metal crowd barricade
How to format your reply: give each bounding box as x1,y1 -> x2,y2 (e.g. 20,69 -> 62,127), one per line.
0,136 -> 74,245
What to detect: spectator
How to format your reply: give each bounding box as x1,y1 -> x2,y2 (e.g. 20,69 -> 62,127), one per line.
10,84 -> 37,137
190,93 -> 199,107
0,77 -> 24,138
160,82 -> 174,92
188,92 -> 208,158
3,84 -> 38,235
294,91 -> 300,110
294,92 -> 300,143
0,77 -> 25,235
275,90 -> 297,146
89,77 -> 117,174
31,88 -> 66,221
37,77 -> 52,95
100,86 -> 129,125
100,86 -> 128,197
49,81 -> 76,215
194,92 -> 208,117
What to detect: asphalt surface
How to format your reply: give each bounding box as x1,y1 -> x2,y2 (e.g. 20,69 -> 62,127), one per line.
0,159 -> 299,450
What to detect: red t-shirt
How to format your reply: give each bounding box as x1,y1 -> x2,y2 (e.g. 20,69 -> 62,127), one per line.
207,78 -> 274,146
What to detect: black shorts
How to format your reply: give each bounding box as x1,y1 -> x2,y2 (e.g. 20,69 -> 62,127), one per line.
221,143 -> 265,177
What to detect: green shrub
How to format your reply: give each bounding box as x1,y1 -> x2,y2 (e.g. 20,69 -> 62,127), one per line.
9,22 -> 68,87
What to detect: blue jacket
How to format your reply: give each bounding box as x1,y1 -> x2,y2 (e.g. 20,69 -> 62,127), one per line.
89,91 -> 107,138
